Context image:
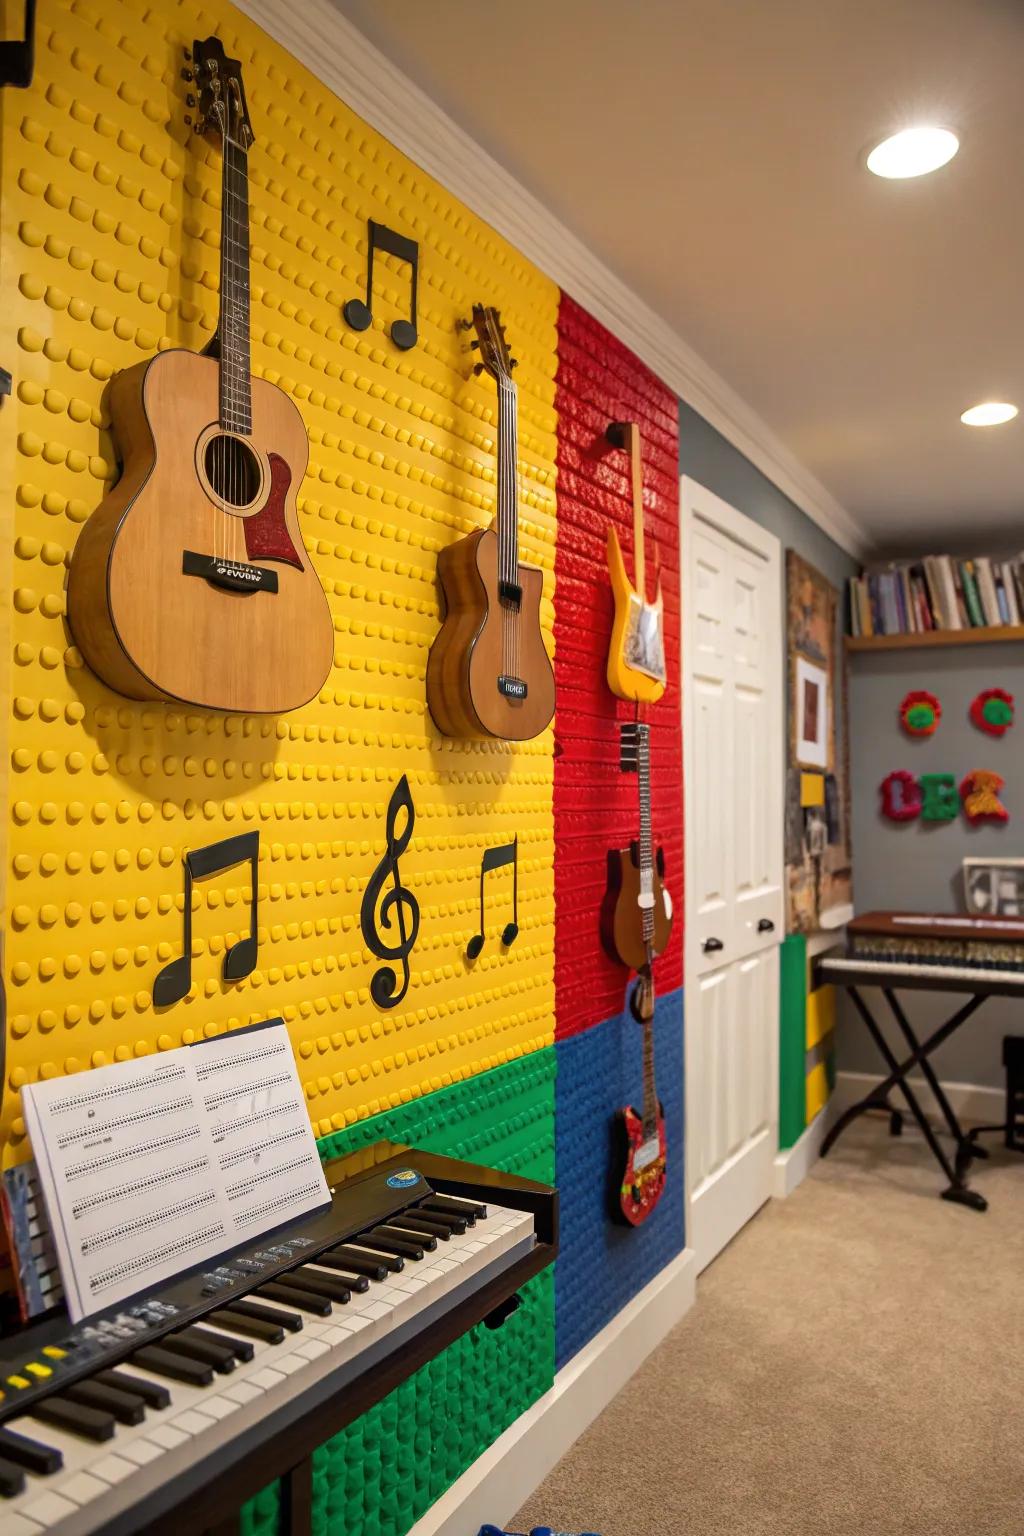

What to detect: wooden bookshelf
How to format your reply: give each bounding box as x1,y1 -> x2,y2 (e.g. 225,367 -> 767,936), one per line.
845,625 -> 1024,653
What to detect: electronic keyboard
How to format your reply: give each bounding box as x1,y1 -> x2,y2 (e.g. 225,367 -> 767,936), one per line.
0,1141 -> 558,1536
817,910 -> 1024,997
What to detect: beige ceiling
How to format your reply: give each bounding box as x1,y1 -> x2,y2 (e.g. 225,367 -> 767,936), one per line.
331,0 -> 1024,554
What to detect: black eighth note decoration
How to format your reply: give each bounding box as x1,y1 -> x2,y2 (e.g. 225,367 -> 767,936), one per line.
343,219 -> 419,351
466,838 -> 519,961
360,775 -> 420,1009
153,832 -> 260,1007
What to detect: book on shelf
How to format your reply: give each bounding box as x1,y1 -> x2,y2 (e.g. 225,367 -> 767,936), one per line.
848,550 -> 1024,637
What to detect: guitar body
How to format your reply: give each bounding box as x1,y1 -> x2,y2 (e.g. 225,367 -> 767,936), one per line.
612,1100 -> 667,1226
67,349 -> 334,714
426,527 -> 555,740
605,477 -> 666,706
600,841 -> 673,972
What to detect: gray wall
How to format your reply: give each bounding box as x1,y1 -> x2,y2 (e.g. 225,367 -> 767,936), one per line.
846,644 -> 1024,1089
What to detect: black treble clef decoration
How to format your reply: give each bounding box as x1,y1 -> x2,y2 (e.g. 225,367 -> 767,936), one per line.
360,774 -> 420,1009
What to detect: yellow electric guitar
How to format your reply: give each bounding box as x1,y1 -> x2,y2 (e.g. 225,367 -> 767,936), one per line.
605,421 -> 666,704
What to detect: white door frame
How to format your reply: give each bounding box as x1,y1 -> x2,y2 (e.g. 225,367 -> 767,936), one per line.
679,475 -> 784,1258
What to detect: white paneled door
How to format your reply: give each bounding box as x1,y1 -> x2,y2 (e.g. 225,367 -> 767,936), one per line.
681,479 -> 783,1274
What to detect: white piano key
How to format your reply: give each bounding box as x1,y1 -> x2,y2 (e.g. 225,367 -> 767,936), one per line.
54,1469 -> 109,1506
168,1409 -> 215,1439
145,1424 -> 190,1452
90,1453 -> 137,1486
117,1439 -> 163,1468
2,1512 -> 44,1536
20,1490 -> 78,1525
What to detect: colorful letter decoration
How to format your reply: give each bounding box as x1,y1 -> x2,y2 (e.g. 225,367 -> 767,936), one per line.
899,689 -> 941,737
969,688 -> 1014,737
880,770 -> 921,821
960,770 -> 1009,824
919,773 -> 959,822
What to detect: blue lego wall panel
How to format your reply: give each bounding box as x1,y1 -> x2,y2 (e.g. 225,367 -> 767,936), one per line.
554,985 -> 684,1368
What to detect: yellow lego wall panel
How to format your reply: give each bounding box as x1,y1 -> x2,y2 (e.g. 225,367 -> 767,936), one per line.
805,981 -> 835,1051
805,1058 -> 830,1124
0,0 -> 559,1161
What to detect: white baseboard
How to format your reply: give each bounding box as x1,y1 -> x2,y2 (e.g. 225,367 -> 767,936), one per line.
405,1247 -> 698,1536
773,1104 -> 833,1198
833,1070 -> 1004,1129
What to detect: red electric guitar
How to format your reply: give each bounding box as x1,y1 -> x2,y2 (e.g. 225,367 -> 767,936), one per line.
614,962 -> 667,1227
602,721 -> 671,1226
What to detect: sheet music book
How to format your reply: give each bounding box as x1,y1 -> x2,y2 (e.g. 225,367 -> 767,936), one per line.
20,1020 -> 329,1322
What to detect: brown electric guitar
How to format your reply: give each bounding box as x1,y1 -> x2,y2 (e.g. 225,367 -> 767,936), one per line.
600,722 -> 673,971
426,305 -> 555,740
67,37 -> 333,714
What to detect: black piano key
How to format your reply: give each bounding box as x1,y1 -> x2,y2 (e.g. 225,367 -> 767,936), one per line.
410,1205 -> 468,1233
256,1281 -> 332,1317
211,1308 -> 285,1345
224,1299 -> 303,1334
162,1333 -> 236,1375
329,1245 -> 396,1278
422,1194 -> 487,1220
65,1379 -> 145,1426
0,1455 -> 25,1498
132,1345 -> 214,1387
95,1369 -> 170,1410
391,1212 -> 453,1239
0,1425 -> 62,1474
370,1226 -> 432,1257
289,1267 -> 351,1303
180,1324 -> 255,1364
309,1254 -> 370,1290
31,1396 -> 116,1443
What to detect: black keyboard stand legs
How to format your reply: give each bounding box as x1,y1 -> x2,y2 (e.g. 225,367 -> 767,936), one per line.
820,985 -> 989,1212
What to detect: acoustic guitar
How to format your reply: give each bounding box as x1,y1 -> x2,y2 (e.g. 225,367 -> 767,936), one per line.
426,306 -> 555,740
67,37 -> 333,714
601,721 -> 673,1225
605,421 -> 666,704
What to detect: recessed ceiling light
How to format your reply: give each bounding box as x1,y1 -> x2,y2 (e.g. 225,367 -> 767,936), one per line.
960,402 -> 1019,427
866,126 -> 959,179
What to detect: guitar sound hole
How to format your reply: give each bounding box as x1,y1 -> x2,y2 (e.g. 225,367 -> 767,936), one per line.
204,433 -> 262,508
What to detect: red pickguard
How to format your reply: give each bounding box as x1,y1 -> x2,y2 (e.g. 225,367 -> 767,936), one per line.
243,452 -> 304,569
615,1103 -> 667,1226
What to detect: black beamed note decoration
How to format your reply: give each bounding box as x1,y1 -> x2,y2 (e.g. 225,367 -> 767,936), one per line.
361,775 -> 420,1009
466,838 -> 519,960
153,832 -> 260,1007
343,219 -> 419,351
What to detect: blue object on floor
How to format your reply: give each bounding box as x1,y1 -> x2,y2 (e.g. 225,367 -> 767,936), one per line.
478,1527 -> 602,1536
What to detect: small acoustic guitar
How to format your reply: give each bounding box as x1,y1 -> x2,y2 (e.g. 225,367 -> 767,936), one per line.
601,721 -> 673,1225
605,421 -> 666,705
67,37 -> 333,714
426,306 -> 555,740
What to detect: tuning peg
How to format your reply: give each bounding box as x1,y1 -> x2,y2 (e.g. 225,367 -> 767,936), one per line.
184,114 -> 193,126
456,317 -> 473,332
510,358 -> 519,369
181,67 -> 194,81
186,93 -> 195,107
468,340 -> 480,350
472,363 -> 484,375
183,47 -> 192,61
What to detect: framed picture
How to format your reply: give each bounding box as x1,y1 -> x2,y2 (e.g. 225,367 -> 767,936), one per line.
795,656 -> 828,769
963,857 -> 1024,917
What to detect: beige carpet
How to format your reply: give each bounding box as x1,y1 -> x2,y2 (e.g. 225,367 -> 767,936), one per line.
514,1120 -> 1024,1536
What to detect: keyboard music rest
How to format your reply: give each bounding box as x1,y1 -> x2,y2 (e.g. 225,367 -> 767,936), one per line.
0,1142 -> 558,1536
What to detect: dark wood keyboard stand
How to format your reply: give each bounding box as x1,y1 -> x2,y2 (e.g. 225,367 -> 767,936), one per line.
813,953 -> 1021,1213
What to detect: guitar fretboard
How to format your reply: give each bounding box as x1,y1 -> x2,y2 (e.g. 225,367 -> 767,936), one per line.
496,377 -> 520,594
219,131 -> 252,436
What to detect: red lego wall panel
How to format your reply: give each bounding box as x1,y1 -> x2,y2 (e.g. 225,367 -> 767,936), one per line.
554,295 -> 683,1039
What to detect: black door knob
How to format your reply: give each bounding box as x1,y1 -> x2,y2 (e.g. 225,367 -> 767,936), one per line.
757,918 -> 775,933
702,936 -> 724,953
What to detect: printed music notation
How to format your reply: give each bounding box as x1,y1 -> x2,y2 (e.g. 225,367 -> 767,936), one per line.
343,219 -> 420,351
20,1021 -> 328,1322
360,774 -> 420,1009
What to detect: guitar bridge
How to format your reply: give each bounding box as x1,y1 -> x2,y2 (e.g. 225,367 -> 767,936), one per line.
498,675 -> 527,701
182,550 -> 279,595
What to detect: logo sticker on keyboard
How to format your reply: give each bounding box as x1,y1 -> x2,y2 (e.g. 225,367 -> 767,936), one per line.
386,1169 -> 420,1188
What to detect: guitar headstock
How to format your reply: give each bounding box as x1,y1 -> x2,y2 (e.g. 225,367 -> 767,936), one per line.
188,35 -> 255,150
618,720 -> 650,773
470,305 -> 518,384
629,966 -> 655,1023
606,420 -> 640,453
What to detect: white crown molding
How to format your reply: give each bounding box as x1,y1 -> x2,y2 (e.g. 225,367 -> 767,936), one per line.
237,0 -> 870,558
